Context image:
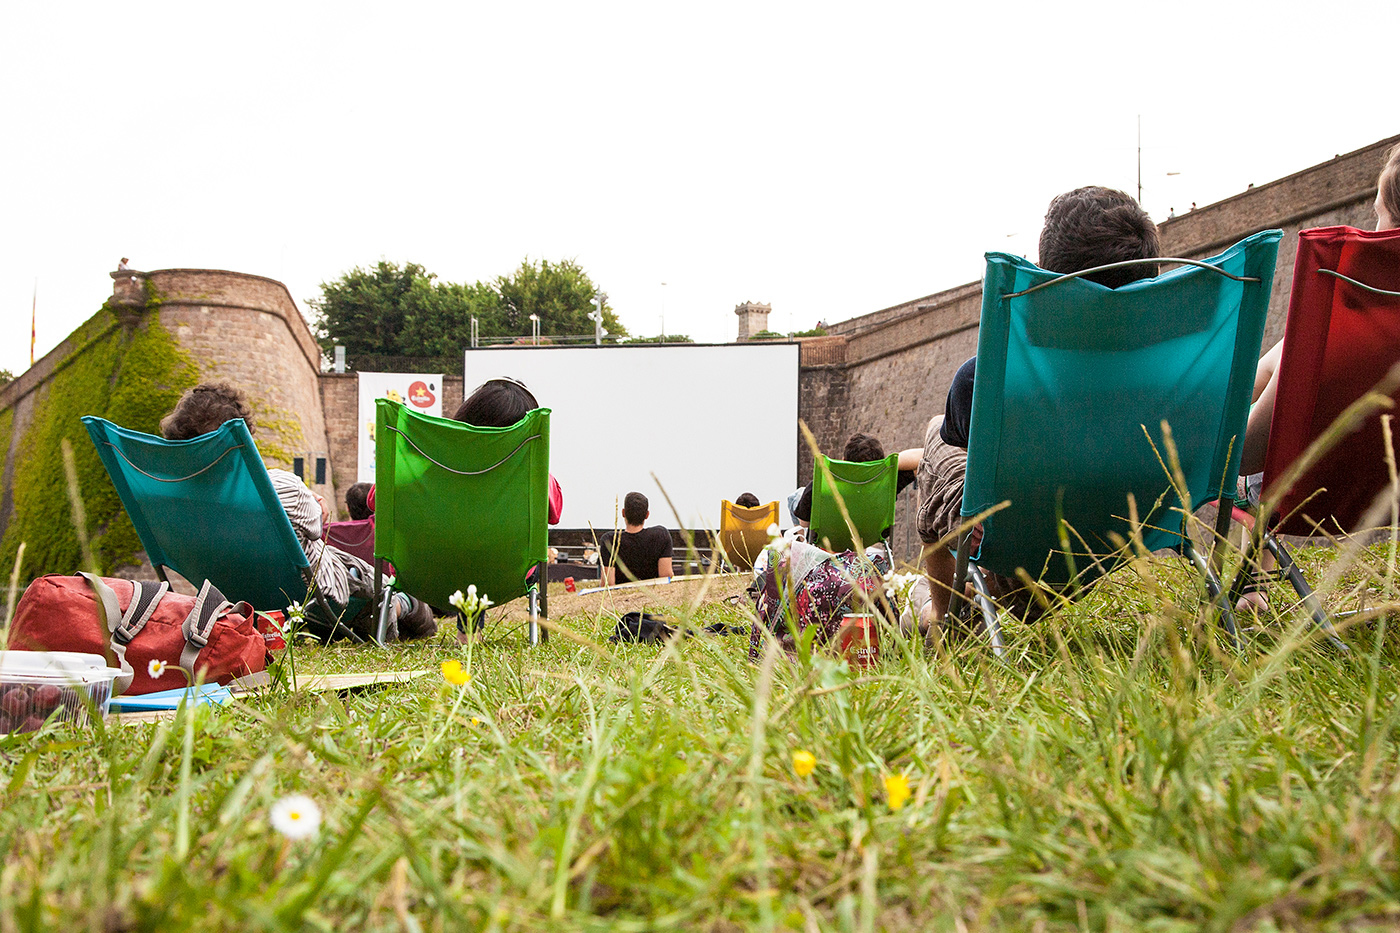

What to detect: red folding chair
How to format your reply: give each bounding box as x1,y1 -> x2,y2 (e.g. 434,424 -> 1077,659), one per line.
324,516 -> 392,576
1229,225 -> 1400,644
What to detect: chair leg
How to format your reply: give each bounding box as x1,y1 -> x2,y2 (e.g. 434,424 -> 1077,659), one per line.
527,586 -> 547,648
375,584 -> 395,646
947,529 -> 973,624
1183,536 -> 1240,648
966,564 -> 1005,659
1262,533 -> 1348,651
315,589 -> 364,644
539,561 -> 549,620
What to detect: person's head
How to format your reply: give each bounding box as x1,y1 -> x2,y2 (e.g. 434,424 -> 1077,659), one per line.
735,492 -> 761,508
1376,143 -> 1400,231
346,482 -> 373,521
623,491 -> 648,527
160,383 -> 255,440
1039,186 -> 1160,287
454,377 -> 539,427
842,432 -> 885,463
120,257 -> 129,264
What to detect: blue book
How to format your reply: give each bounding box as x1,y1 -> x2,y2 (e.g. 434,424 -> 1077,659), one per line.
109,683 -> 233,712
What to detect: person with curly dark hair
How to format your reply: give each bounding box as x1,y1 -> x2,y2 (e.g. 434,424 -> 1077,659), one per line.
160,383 -> 436,640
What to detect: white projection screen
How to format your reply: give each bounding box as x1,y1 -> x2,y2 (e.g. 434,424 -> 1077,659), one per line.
464,343 -> 799,531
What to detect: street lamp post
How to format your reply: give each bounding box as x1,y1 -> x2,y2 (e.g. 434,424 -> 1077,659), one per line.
590,293 -> 609,345
529,314 -> 540,346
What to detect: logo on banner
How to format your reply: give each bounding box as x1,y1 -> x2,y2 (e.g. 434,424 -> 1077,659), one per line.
408,381 -> 437,408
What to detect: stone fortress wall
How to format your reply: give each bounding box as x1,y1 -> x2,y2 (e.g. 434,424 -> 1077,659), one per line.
797,134 -> 1399,562
1,133 -> 1394,577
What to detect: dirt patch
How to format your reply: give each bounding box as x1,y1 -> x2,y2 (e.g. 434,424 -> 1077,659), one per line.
496,573 -> 751,623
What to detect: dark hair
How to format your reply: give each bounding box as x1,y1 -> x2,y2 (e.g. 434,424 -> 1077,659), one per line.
842,432 -> 885,463
623,491 -> 648,526
1039,186 -> 1160,288
735,492 -> 761,508
346,482 -> 373,520
1379,143 -> 1400,229
160,383 -> 255,440
454,378 -> 540,427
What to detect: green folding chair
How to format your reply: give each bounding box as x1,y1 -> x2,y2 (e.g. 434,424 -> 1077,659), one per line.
83,416 -> 363,641
951,230 -> 1282,653
372,399 -> 551,645
808,453 -> 899,554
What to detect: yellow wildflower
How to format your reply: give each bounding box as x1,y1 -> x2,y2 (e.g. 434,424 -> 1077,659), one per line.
792,750 -> 816,778
441,659 -> 471,686
885,773 -> 911,811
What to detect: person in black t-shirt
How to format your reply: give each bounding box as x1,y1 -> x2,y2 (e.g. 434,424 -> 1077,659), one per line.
602,492 -> 674,585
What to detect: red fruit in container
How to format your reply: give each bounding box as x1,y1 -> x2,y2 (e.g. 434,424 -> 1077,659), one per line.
32,684 -> 62,711
1,687 -> 31,718
19,716 -> 46,733
0,715 -> 13,734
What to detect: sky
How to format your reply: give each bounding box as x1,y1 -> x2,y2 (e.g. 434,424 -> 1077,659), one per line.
2,0 -> 1396,375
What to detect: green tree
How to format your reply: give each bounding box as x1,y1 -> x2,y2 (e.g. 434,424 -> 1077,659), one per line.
310,261 -> 437,356
495,258 -> 627,339
312,257 -> 624,359
0,368 -> 14,388
396,279 -> 503,356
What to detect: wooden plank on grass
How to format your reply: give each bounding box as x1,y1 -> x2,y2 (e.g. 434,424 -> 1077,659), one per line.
111,670 -> 431,726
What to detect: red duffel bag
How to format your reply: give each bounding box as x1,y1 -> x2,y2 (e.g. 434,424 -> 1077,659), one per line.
8,574 -> 273,696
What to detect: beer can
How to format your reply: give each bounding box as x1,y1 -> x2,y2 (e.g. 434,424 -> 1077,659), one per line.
836,613 -> 879,668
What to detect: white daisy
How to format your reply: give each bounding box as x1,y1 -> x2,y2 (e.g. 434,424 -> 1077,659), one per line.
269,794 -> 322,840
147,659 -> 168,679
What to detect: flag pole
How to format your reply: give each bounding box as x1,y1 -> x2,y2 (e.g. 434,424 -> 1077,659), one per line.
30,279 -> 37,367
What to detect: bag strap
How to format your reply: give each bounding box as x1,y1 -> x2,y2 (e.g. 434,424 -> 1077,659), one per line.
179,580 -> 233,679
79,573 -> 167,696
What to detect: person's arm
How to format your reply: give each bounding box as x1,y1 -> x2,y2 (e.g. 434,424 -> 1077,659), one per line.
271,470 -> 350,605
657,529 -> 674,579
897,447 -> 922,471
605,565 -> 616,586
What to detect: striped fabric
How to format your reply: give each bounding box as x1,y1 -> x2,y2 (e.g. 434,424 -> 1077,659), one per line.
269,469 -> 374,606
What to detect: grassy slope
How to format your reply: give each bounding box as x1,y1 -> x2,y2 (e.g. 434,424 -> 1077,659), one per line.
2,552 -> 1400,932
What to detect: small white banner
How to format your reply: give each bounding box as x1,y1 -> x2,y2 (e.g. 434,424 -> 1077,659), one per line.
357,372 -> 443,482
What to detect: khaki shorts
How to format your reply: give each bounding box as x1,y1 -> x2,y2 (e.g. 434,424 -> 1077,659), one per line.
916,415 -> 968,546
915,415 -> 1044,622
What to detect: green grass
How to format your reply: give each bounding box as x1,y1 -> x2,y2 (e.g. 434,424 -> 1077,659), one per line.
4,549 -> 1400,932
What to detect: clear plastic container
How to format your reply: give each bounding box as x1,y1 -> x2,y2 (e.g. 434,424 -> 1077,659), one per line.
0,651 -> 124,735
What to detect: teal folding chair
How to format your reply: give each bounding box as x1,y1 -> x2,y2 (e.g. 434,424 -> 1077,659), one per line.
951,230 -> 1282,653
372,400 -> 551,645
83,416 -> 363,641
808,453 -> 899,554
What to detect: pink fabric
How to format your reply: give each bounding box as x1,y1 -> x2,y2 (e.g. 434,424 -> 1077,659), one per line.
323,516 -> 377,566
548,474 -> 563,525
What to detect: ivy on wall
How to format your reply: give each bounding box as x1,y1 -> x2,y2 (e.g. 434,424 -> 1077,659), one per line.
0,294 -> 201,582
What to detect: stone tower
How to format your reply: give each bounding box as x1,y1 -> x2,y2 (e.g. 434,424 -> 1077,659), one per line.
734,301 -> 772,341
